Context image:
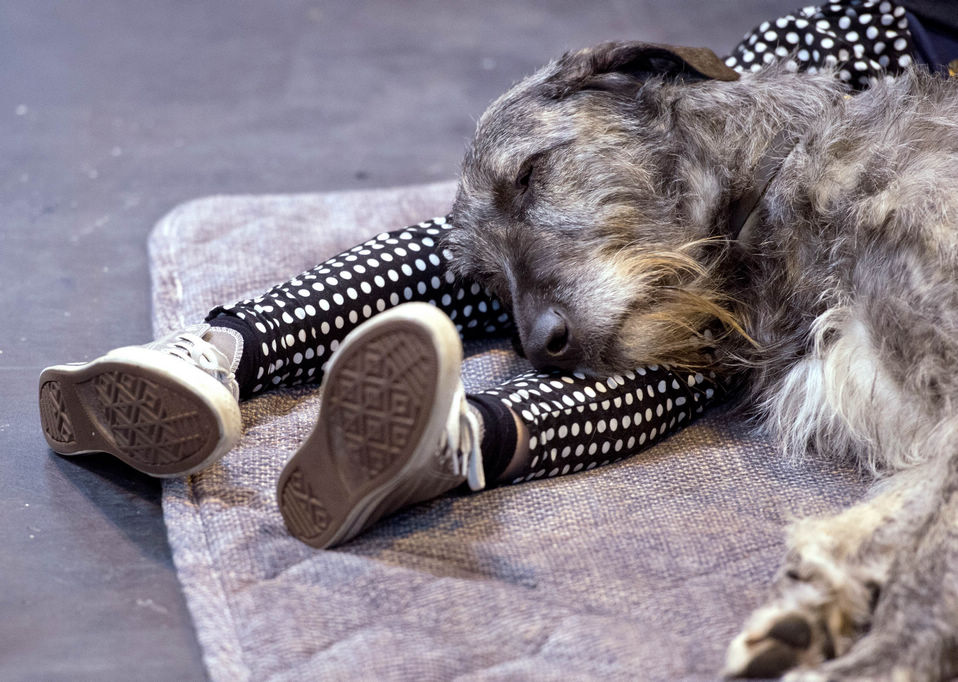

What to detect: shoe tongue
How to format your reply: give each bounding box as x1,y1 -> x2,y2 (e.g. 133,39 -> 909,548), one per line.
205,327 -> 243,376
194,327 -> 242,401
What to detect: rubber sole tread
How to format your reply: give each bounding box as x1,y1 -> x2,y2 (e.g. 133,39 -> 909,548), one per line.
278,322 -> 439,548
39,361 -> 224,477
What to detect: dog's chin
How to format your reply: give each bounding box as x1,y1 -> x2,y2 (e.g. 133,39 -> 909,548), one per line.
570,345 -> 649,379
519,340 -> 629,379
597,352 -> 668,377
578,314 -> 683,377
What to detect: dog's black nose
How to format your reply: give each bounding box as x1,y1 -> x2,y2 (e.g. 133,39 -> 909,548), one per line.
525,307 -> 580,371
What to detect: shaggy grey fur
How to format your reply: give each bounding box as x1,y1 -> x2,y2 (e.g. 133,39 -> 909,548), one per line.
448,41 -> 958,680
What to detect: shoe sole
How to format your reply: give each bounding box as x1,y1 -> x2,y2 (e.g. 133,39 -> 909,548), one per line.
38,346 -> 241,478
277,303 -> 461,549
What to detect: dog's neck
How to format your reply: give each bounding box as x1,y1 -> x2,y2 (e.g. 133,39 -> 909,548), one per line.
672,67 -> 847,246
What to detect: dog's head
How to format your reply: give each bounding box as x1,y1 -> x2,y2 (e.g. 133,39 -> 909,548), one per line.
448,41 -> 746,375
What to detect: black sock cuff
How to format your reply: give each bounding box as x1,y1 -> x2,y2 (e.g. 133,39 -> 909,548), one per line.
466,393 -> 518,486
208,313 -> 258,399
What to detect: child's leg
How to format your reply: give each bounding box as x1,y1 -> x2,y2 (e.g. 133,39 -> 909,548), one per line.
471,364 -> 719,485
278,301 -> 723,548
207,216 -> 513,398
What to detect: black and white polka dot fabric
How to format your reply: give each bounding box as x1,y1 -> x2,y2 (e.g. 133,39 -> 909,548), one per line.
476,366 -> 718,484
725,0 -> 917,88
207,218 -> 513,397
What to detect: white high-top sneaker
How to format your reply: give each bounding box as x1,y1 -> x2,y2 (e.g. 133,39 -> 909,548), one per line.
38,323 -> 243,478
277,302 -> 485,549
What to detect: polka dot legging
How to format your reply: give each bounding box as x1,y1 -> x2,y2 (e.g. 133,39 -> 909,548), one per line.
207,217 -> 514,396
476,365 -> 716,485
723,0 -> 919,90
206,217 -> 722,486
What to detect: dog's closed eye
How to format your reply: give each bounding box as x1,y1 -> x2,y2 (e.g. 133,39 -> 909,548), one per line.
492,156 -> 539,216
512,142 -> 571,198
500,158 -> 538,218
497,142 -> 569,216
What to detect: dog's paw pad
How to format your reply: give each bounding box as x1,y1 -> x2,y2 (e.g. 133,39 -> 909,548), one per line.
724,611 -> 818,679
739,639 -> 802,678
767,613 -> 812,649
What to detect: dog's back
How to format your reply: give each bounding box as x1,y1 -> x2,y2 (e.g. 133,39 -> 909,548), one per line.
729,68 -> 958,470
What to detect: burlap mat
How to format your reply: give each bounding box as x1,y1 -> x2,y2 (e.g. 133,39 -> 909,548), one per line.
148,182 -> 866,681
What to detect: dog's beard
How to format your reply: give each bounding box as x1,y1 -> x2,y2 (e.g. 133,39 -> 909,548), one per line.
585,241 -> 752,374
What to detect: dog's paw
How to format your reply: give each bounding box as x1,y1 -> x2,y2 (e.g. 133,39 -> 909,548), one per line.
723,603 -> 831,678
723,553 -> 879,678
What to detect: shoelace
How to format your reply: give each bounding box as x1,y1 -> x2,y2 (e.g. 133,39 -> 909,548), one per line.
442,384 -> 485,491
148,325 -> 239,400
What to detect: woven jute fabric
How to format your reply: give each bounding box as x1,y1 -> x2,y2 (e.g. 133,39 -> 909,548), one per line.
148,182 -> 866,681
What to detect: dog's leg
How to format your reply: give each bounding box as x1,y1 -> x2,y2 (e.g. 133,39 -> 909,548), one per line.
726,307 -> 958,678
724,462 -> 945,678
792,471 -> 958,681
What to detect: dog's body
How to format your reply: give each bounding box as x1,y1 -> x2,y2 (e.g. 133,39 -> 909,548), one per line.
449,43 -> 958,679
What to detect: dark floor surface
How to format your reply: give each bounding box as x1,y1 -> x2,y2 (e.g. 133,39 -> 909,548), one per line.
1,1 -> 798,679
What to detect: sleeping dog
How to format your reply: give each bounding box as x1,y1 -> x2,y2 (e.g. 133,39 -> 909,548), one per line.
448,41 -> 958,679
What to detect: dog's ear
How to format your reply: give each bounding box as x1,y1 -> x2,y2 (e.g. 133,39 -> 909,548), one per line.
545,41 -> 739,98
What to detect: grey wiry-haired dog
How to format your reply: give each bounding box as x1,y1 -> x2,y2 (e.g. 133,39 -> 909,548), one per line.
448,42 -> 958,680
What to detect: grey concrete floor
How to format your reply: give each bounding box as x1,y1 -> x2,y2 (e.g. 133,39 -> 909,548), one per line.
1,1 -> 798,678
